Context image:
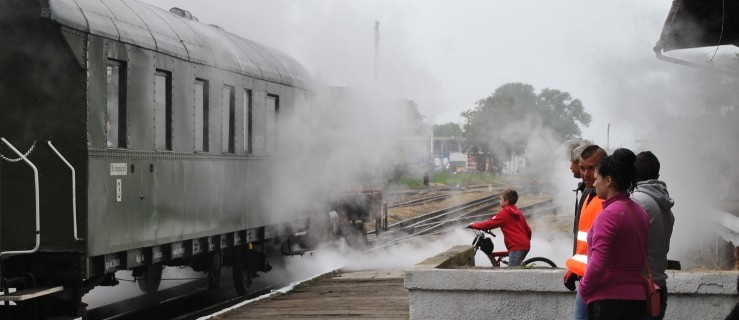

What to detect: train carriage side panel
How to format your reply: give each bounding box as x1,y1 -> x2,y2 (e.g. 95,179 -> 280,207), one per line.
233,76 -> 247,155
0,1 -> 316,314
176,65 -> 224,238
49,0 -> 315,260
210,69 -> 225,159
236,76 -> 261,230
172,57 -> 195,153
258,81 -> 301,228
251,80 -> 269,157
87,35 -> 109,150
88,42 -> 156,256
192,63 -> 213,152
127,46 -> 157,150
211,69 -> 258,232
236,75 -> 256,155
86,53 -> 275,255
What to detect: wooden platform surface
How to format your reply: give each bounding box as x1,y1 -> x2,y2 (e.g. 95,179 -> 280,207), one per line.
215,269 -> 408,319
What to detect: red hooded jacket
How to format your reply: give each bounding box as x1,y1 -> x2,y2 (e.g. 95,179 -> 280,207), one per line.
469,205 -> 532,251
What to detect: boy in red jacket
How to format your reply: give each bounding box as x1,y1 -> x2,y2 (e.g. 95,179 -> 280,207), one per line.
468,189 -> 532,266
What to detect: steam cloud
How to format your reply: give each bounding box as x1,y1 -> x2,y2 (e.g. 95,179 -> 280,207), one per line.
140,0 -> 739,270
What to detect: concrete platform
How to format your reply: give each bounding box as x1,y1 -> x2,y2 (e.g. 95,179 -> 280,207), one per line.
209,245 -> 739,320
405,245 -> 739,320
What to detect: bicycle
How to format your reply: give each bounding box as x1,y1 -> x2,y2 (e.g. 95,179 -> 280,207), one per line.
471,229 -> 557,267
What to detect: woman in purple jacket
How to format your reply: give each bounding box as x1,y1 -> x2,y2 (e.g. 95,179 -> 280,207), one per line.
579,148 -> 649,320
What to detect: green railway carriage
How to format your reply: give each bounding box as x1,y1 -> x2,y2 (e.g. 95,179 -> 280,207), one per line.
0,0 -> 324,318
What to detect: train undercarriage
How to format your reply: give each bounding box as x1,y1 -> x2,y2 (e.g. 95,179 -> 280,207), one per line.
0,189 -> 383,319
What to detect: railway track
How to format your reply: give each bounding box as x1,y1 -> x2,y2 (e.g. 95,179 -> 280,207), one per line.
88,185 -> 555,320
368,185 -> 555,251
86,274 -> 277,320
384,184 -> 500,208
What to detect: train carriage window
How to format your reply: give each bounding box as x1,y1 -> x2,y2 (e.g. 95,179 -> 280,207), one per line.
155,70 -> 172,150
243,89 -> 252,154
222,85 -> 235,153
266,94 -> 279,154
195,79 -> 209,152
106,60 -> 127,148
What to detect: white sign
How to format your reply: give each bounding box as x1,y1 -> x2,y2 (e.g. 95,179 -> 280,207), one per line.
110,163 -> 127,176
116,179 -> 122,202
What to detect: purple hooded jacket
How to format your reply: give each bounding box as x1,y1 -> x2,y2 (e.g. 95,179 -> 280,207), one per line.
579,192 -> 649,304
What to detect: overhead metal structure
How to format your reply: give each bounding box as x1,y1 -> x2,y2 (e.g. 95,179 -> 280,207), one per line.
654,0 -> 739,77
655,0 -> 739,52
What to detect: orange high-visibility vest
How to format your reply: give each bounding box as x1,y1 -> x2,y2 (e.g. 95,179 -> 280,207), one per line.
565,194 -> 604,276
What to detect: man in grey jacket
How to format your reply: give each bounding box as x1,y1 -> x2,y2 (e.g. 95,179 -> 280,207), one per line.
632,151 -> 675,320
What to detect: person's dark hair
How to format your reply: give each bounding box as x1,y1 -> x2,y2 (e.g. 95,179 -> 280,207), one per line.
580,144 -> 607,161
502,189 -> 518,205
635,151 -> 660,181
596,148 -> 637,192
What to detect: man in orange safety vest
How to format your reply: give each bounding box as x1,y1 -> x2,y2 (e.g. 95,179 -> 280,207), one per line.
564,145 -> 607,320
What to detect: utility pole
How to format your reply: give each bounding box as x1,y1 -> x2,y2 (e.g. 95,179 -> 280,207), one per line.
374,21 -> 380,82
607,123 -> 610,151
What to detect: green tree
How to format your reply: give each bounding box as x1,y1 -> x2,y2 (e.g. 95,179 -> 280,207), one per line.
537,88 -> 591,140
433,122 -> 463,137
461,82 -> 591,166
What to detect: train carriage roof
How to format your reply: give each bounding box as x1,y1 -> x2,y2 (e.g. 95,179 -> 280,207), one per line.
44,0 -> 312,89
655,0 -> 739,52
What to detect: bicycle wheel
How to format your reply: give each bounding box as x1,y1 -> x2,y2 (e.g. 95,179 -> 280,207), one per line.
523,257 -> 557,268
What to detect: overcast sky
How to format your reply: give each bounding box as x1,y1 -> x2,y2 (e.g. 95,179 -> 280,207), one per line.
138,0 -> 736,148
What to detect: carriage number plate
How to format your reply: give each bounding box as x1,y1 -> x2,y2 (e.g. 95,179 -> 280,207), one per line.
110,163 -> 127,176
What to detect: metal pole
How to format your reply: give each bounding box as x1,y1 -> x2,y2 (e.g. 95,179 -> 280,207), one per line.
47,141 -> 82,241
374,21 -> 380,82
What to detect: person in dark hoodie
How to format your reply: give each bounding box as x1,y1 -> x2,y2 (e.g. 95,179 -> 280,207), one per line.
632,151 -> 675,320
468,189 -> 532,266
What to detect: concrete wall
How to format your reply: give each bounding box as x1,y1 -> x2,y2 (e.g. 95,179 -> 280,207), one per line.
405,245 -> 739,320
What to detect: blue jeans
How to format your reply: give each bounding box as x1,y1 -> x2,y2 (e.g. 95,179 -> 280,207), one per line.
508,250 -> 528,267
574,281 -> 588,320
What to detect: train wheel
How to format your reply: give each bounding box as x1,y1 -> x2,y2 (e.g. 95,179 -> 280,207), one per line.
232,247 -> 271,295
523,257 -> 557,268
136,265 -> 163,293
207,251 -> 223,290
232,250 -> 252,296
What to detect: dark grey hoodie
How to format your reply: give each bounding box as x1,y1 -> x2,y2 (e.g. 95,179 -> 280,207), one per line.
632,179 -> 675,287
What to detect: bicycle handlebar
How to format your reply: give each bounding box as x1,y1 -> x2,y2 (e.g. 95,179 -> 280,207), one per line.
471,228 -> 496,237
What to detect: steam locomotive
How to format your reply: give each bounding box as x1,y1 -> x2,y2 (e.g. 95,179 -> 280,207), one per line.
0,0 -> 381,318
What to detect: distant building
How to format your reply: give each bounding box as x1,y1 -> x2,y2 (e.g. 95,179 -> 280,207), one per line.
432,137 -> 466,172
431,137 -> 502,174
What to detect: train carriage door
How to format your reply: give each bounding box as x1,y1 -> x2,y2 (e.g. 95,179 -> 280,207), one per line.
266,95 -> 279,154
